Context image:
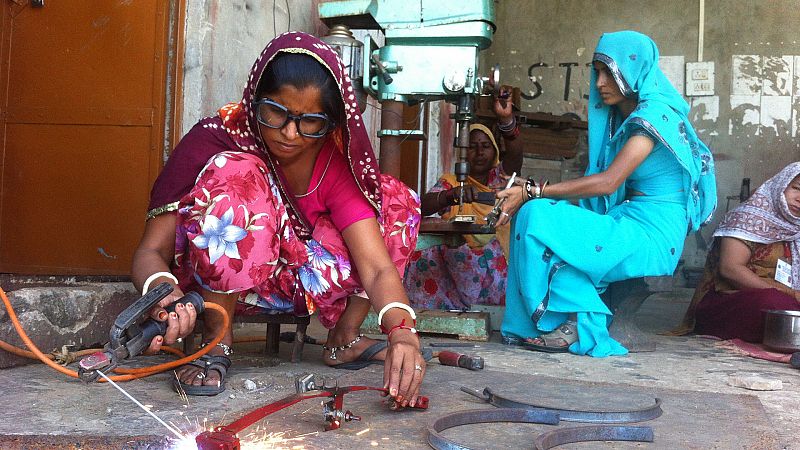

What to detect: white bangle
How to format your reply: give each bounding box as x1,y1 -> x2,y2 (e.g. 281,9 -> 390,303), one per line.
377,302 -> 417,327
142,271 -> 178,295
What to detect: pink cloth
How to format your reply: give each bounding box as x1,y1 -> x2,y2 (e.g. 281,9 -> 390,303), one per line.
148,32 -> 422,324
290,140 -> 375,232
173,152 -> 420,328
715,338 -> 793,363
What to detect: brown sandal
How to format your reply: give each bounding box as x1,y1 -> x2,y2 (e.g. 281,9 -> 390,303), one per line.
522,321 -> 578,353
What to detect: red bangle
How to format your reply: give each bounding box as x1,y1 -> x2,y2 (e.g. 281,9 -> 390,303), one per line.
388,325 -> 417,341
381,318 -> 417,336
502,124 -> 520,140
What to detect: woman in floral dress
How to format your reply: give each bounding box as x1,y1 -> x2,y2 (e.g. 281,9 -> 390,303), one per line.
131,32 -> 425,405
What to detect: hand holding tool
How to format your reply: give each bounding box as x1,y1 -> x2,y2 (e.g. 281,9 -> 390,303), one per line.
433,350 -> 484,370
78,283 -> 204,382
485,172 -> 516,228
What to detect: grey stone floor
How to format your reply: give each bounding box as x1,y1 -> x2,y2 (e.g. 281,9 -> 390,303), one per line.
0,288 -> 797,449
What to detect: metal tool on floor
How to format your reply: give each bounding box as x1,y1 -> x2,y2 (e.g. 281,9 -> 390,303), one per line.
77,283 -> 204,382
195,374 -> 429,450
428,408 -> 559,450
433,350 -> 484,370
461,386 -> 662,423
426,407 -> 654,450
533,425 -> 654,450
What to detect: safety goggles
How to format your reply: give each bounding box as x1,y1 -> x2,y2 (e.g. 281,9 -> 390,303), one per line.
252,99 -> 333,138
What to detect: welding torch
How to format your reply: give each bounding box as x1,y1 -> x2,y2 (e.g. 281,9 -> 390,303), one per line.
78,283 -> 204,382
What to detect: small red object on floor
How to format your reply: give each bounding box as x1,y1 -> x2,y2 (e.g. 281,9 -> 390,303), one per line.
195,429 -> 240,450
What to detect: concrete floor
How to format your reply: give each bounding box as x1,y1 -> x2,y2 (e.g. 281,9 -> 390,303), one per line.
0,288 -> 797,449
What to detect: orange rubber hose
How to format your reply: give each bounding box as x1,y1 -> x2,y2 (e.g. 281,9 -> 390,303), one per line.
0,285 -> 229,382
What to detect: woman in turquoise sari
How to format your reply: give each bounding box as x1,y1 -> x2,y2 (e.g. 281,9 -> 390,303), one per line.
494,31 -> 717,357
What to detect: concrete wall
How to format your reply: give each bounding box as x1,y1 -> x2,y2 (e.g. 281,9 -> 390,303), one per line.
181,0 -> 317,136
484,0 -> 800,265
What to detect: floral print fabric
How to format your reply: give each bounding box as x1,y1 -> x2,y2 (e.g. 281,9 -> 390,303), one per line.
404,238 -> 507,310
173,152 -> 420,328
403,165 -> 509,310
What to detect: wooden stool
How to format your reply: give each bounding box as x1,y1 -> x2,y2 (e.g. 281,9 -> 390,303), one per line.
234,314 -> 311,362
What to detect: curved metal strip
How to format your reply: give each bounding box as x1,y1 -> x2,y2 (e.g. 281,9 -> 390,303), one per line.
428,408 -> 560,450
534,425 -> 654,449
461,387 -> 663,424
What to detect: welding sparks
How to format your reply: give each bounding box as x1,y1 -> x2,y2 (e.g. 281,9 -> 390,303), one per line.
239,430 -> 311,449
167,415 -> 317,450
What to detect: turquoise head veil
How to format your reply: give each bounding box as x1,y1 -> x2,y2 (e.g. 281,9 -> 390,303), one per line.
581,30 -> 717,231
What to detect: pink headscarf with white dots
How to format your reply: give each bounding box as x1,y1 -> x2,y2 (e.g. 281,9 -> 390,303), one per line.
215,31 -> 381,239
148,32 -> 382,238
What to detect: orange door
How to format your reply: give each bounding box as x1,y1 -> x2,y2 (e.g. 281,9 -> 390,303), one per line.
0,0 -> 176,274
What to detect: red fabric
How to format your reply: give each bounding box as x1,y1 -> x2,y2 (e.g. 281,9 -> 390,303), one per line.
694,287 -> 799,342
148,118 -> 252,212
291,140 -> 375,231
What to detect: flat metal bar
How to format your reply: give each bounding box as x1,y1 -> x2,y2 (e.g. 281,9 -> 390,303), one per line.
533,425 -> 654,449
428,408 -> 560,450
461,386 -> 663,424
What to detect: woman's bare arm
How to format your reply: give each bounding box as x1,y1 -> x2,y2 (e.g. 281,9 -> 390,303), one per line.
718,237 -> 797,298
341,218 -> 424,407
494,134 -> 655,227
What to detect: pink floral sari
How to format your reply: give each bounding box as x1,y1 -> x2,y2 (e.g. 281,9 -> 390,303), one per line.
151,32 -> 420,328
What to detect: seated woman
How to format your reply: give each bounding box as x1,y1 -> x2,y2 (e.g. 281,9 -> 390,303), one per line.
131,32 -> 426,405
493,31 -> 716,357
677,162 -> 800,342
404,95 -> 523,310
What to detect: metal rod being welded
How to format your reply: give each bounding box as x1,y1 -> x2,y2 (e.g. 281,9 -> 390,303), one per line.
97,370 -> 184,440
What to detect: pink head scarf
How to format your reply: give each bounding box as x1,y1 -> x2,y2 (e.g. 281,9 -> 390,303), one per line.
215,31 -> 382,239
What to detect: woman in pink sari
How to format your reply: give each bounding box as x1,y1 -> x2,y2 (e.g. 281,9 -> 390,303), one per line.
131,32 -> 424,404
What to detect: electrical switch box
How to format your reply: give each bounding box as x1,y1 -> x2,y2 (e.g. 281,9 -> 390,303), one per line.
685,61 -> 715,96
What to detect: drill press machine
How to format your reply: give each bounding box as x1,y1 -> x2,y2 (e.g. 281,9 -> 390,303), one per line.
319,0 -> 499,223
